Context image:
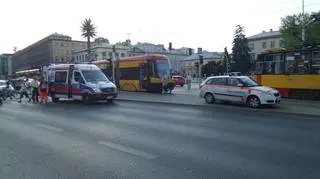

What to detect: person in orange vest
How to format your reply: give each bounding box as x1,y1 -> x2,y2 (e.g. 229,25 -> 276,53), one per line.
39,77 -> 48,104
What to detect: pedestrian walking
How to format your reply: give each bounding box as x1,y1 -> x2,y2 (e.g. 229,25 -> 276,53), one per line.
161,72 -> 169,94
18,78 -> 31,103
39,77 -> 48,104
186,73 -> 192,93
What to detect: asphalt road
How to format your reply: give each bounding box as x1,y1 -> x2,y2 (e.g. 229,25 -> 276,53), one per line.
0,100 -> 319,179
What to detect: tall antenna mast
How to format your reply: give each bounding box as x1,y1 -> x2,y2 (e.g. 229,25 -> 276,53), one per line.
126,33 -> 132,39
302,0 -> 305,42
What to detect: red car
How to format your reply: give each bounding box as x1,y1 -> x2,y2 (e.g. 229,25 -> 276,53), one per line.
172,75 -> 185,87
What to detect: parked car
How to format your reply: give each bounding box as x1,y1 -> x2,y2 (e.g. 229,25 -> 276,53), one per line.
199,75 -> 281,108
172,75 -> 185,87
0,80 -> 14,91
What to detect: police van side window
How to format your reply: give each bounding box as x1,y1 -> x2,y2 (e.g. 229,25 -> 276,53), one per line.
211,78 -> 227,85
205,79 -> 214,85
227,78 -> 240,86
55,71 -> 67,83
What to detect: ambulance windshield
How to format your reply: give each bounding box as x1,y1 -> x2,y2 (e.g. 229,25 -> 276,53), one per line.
81,70 -> 109,83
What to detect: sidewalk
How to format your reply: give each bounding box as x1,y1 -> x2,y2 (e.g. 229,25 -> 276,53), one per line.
116,91 -> 320,117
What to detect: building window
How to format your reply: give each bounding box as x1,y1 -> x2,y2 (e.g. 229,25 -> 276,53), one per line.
262,42 -> 267,49
115,53 -> 119,58
312,51 -> 320,74
250,53 -> 256,62
61,43 -> 64,47
121,53 -> 125,57
249,43 -> 255,51
108,52 -> 113,58
102,52 -> 106,57
270,41 -> 275,48
279,40 -> 286,48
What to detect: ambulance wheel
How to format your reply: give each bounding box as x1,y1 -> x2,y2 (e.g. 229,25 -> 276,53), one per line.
107,99 -> 114,103
82,94 -> 92,105
51,92 -> 59,102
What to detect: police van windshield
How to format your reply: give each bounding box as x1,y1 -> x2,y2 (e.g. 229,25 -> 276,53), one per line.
239,77 -> 259,87
81,70 -> 109,83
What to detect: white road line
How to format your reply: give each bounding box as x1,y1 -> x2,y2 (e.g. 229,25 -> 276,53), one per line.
35,123 -> 64,132
98,141 -> 158,160
0,114 -> 16,120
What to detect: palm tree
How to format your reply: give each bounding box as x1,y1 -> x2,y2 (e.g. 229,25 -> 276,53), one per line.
81,18 -> 97,62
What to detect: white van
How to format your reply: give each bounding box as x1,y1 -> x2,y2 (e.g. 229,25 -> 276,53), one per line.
44,63 -> 117,104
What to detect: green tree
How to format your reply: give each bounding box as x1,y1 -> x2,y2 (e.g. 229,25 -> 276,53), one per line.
201,60 -> 227,76
201,61 -> 215,76
231,25 -> 251,74
280,11 -> 320,50
81,18 -> 97,62
115,39 -> 132,47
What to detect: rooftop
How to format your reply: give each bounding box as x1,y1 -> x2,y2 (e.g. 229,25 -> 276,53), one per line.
247,29 -> 281,40
184,52 -> 223,61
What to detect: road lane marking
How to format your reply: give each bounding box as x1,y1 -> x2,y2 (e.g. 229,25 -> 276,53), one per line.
0,114 -> 16,120
98,141 -> 158,160
35,123 -> 64,132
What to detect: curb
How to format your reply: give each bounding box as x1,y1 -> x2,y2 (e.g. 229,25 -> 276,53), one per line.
115,98 -> 320,118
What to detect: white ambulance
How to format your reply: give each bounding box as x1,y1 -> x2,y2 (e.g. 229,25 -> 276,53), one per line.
43,63 -> 117,104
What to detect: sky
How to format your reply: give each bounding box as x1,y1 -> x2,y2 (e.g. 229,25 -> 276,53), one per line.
0,0 -> 319,54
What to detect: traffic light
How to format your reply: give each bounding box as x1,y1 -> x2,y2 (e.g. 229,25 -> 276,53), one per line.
199,55 -> 204,65
169,42 -> 172,50
112,45 -> 116,53
107,57 -> 113,68
188,48 -> 192,55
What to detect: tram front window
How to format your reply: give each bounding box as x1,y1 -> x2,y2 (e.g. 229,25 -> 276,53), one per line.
156,60 -> 170,78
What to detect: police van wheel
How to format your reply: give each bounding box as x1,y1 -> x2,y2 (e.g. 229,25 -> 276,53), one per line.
247,95 -> 261,108
83,94 -> 92,105
205,93 -> 215,104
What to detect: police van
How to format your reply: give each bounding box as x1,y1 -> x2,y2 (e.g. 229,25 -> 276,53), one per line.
43,63 -> 117,104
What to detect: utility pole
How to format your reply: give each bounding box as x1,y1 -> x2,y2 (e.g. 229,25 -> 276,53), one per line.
112,45 -> 116,83
301,0 -> 306,42
126,33 -> 132,39
197,48 -> 202,83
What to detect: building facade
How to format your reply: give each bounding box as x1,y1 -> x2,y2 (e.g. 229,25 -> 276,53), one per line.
247,29 -> 285,61
73,40 -> 192,73
183,52 -> 223,77
11,33 -> 86,73
0,54 -> 12,79
72,37 -> 129,63
127,42 -> 191,73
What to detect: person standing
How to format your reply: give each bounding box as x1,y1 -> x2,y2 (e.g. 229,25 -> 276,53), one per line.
186,73 -> 192,93
18,78 -> 31,103
39,77 -> 48,104
30,78 -> 39,103
161,72 -> 168,94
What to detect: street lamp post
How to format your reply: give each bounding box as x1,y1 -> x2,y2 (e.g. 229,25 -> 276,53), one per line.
112,45 -> 116,83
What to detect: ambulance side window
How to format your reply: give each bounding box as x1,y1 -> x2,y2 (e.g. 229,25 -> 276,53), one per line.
55,71 -> 67,83
74,71 -> 84,83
